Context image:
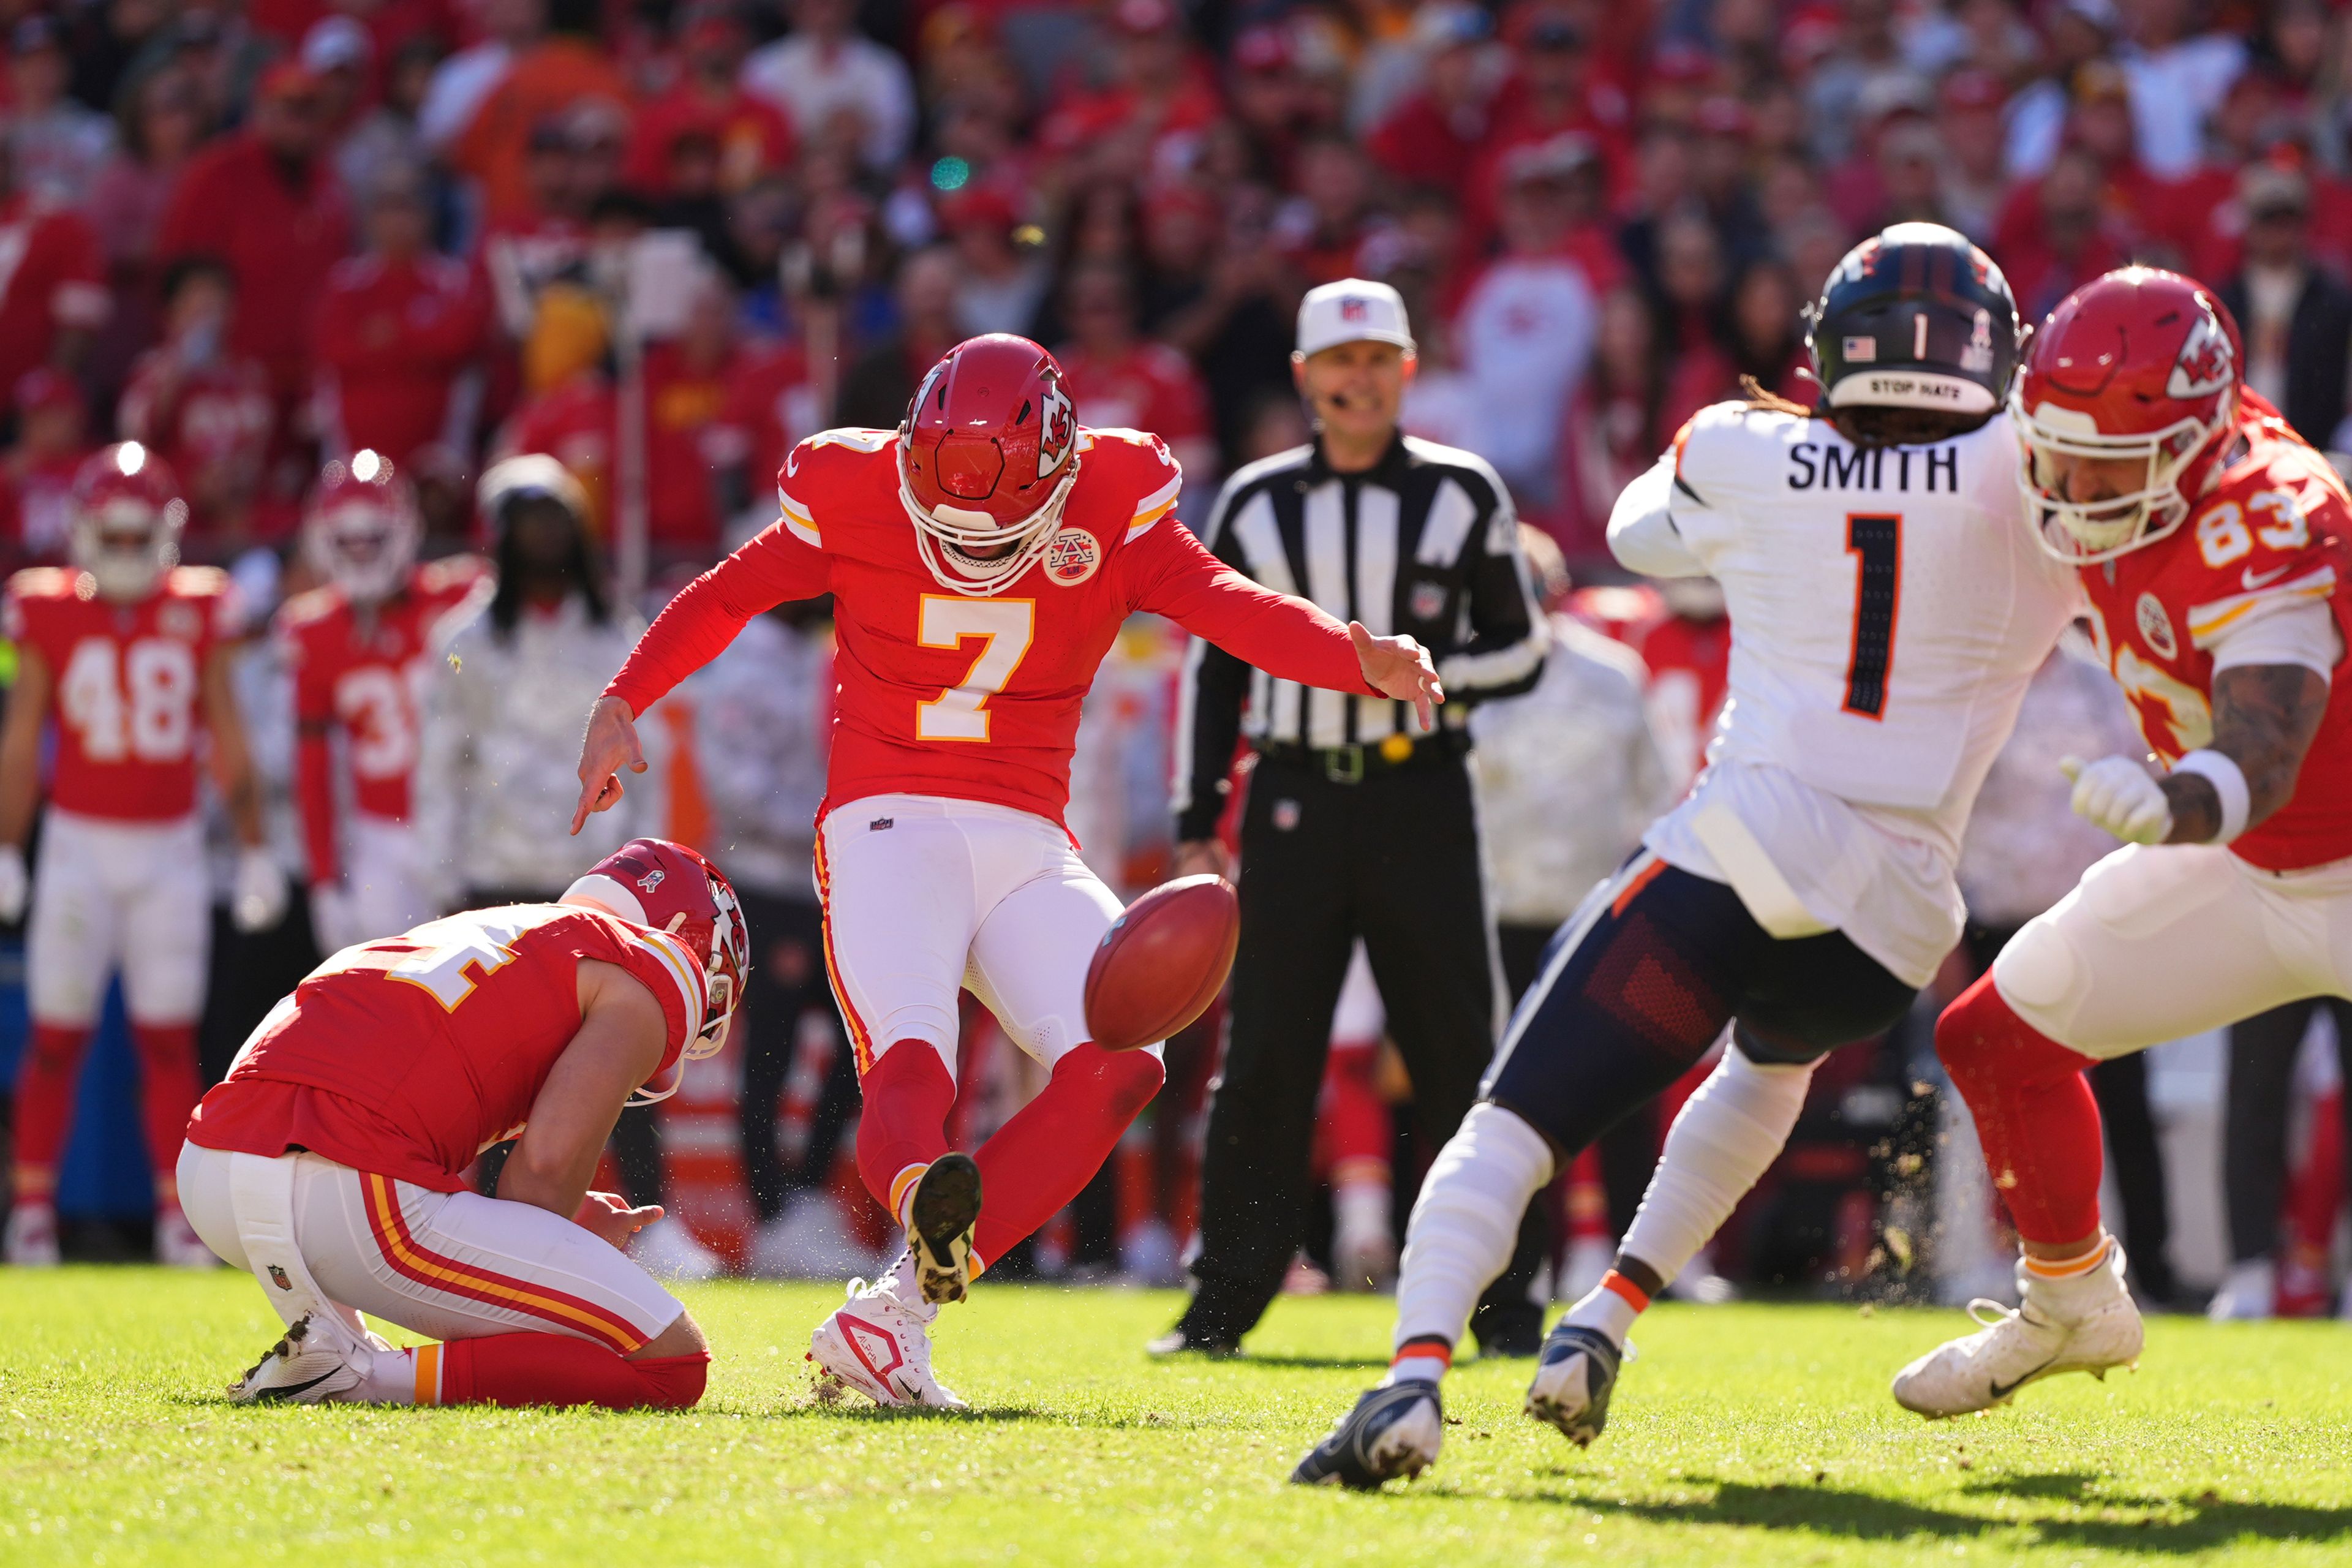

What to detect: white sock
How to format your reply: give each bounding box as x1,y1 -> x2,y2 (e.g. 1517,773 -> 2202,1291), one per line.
1563,1281 -> 1639,1345
1333,1181 -> 1391,1246
1392,1102 -> 1556,1355
1382,1353 -> 1448,1387
357,1346 -> 421,1405
1617,1046 -> 1817,1288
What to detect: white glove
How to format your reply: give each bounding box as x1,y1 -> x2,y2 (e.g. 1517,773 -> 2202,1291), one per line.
2060,754 -> 2173,845
233,848 -> 290,933
309,881 -> 361,955
0,843 -> 26,924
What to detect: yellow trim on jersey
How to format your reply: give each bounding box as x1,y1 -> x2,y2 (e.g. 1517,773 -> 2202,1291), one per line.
777,490 -> 821,549
2185,565 -> 2338,647
633,929 -> 708,1038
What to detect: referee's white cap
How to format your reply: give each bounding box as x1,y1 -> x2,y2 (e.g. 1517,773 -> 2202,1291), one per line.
1295,279 -> 1417,358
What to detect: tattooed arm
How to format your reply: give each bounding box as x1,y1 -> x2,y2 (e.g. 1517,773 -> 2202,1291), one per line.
2162,663 -> 2332,843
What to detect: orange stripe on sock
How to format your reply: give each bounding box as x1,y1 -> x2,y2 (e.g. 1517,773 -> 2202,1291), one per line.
2022,1238 -> 2112,1280
413,1343 -> 442,1406
1393,1339 -> 1452,1370
1611,857 -> 1667,918
888,1163 -> 929,1226
1600,1269 -> 1651,1312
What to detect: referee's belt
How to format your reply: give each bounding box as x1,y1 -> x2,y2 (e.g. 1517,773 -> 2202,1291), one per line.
1252,731 -> 1463,784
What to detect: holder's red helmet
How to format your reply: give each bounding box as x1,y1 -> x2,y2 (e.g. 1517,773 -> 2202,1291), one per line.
70,442 -> 186,603
304,450 -> 420,603
2013,267 -> 2243,563
561,838 -> 749,1103
898,334 -> 1082,595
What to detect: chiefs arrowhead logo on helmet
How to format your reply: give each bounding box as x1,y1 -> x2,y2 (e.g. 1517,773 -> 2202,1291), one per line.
2167,307 -> 2235,399
1038,375 -> 1076,481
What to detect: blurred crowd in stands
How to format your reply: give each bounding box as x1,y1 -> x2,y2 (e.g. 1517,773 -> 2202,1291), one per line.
2,0 -> 2351,1312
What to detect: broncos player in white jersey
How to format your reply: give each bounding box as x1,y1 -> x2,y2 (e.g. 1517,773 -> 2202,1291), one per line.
1294,224 -> 2084,1488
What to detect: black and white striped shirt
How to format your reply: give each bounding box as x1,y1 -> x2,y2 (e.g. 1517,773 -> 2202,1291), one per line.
1173,434 -> 1548,840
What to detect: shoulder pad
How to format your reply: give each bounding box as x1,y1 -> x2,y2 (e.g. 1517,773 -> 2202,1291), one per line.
6,566 -> 76,603
166,565 -> 233,600
1077,428 -> 1182,535
274,584 -> 344,632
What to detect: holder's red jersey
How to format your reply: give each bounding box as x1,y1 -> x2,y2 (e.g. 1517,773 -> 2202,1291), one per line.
277,558 -> 489,881
3,565 -> 237,821
2078,402 -> 2352,870
186,904 -> 709,1192
604,425 -> 1376,827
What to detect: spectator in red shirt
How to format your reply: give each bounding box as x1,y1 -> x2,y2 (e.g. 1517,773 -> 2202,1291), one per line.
495,282 -> 614,533
117,256 -> 276,541
1466,10 -> 1632,242
0,369 -> 94,567
1997,143 -> 2133,323
154,63 -> 355,413
0,140 -> 108,407
1053,260 -> 1215,486
1366,5 -> 1498,194
1276,135 -> 1385,286
627,6 -> 795,200
314,164 -> 494,472
711,339 -> 819,526
1037,0 -> 1223,180
638,272 -> 745,557
450,7 -> 631,223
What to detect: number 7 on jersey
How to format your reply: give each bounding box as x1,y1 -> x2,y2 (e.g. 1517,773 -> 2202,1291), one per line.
917,596 -> 1035,741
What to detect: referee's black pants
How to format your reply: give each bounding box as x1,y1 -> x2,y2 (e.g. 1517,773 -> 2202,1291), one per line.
1180,748 -> 1547,1349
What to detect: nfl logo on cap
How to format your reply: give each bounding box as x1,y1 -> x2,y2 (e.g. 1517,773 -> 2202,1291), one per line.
1297,279 -> 1417,358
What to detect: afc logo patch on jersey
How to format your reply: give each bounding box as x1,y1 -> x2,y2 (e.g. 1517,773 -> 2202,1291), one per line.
1044,527 -> 1102,586
2136,590 -> 2179,660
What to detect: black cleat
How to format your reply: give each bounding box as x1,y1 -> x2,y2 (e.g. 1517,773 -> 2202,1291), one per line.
907,1152 -> 983,1305
1291,1381 -> 1444,1489
1523,1322 -> 1626,1446
1145,1325 -> 1240,1358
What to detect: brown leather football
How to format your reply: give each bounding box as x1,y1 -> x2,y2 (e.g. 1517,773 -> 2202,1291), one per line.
1084,873 -> 1240,1051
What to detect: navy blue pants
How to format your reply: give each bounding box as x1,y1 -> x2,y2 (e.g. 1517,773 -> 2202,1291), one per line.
1483,857 -> 1918,1158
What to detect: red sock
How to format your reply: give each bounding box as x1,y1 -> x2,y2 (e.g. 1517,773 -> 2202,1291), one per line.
130,1022 -> 199,1201
10,1023 -> 92,1196
1936,972 -> 2106,1245
431,1334 -> 708,1409
1319,1039 -> 1392,1181
971,1042 -> 1164,1267
854,1043 -> 956,1219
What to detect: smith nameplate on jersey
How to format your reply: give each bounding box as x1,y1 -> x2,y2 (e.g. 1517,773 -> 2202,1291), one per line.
1787,442 -> 1960,492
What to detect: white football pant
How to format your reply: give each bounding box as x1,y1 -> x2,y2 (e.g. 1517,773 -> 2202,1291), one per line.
814,793 -> 1156,1078
29,809 -> 209,1026
177,1142 -> 683,1351
342,813 -> 437,938
1996,843 -> 2352,1058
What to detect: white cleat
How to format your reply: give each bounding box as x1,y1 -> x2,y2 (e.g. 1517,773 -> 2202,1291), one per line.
2207,1259 -> 2275,1321
1892,1246 -> 2143,1419
155,1205 -> 220,1268
228,1314 -> 365,1405
4,1202 -> 59,1267
631,1219 -> 727,1281
807,1273 -> 967,1410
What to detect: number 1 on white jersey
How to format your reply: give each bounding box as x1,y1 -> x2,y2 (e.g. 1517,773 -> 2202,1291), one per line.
916,596 -> 1035,742
1842,513 -> 1901,719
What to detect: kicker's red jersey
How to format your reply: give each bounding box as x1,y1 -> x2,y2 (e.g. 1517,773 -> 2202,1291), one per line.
3,565 -> 238,821
2078,402 -> 2352,870
277,558 -> 489,880
186,904 -> 709,1192
605,426 -> 1375,827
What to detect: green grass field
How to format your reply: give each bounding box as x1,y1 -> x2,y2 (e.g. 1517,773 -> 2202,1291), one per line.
4,1269 -> 2350,1566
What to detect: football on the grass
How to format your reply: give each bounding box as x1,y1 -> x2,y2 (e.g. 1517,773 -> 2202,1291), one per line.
1085,873 -> 1240,1051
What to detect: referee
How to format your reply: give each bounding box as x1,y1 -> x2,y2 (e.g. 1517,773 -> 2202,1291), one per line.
1154,279 -> 1550,1356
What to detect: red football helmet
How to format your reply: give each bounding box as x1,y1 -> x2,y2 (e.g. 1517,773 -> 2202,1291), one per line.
70,441 -> 187,603
898,334 -> 1082,595
304,450 -> 420,604
561,838 -> 750,1103
2013,266 -> 2244,563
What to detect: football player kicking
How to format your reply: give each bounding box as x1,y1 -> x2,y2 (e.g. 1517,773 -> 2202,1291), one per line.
573,333 -> 1444,1409
1,443 -> 285,1268
178,838 -> 744,1410
1295,224 -> 2084,1487
1896,269 -> 2352,1415
277,451 -> 488,953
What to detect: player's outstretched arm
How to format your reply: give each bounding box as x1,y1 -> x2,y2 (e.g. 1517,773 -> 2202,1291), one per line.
502,959 -> 669,1245
1349,621 -> 1446,732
